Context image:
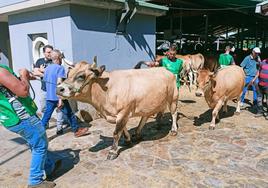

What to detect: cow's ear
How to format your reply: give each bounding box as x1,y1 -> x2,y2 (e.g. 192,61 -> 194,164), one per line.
99,65 -> 105,73
91,65 -> 105,77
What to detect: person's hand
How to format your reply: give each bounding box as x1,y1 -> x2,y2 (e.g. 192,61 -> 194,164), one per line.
19,69 -> 30,80
57,99 -> 63,109
29,72 -> 37,80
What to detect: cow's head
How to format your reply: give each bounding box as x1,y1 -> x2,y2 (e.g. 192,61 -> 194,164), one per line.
57,56 -> 105,98
195,69 -> 216,97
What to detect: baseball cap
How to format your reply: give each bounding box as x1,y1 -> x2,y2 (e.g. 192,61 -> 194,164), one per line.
253,47 -> 261,54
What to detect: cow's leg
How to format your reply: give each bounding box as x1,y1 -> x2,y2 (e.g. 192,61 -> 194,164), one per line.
210,100 -> 223,130
223,101 -> 228,113
193,71 -> 197,87
156,112 -> 163,123
188,71 -> 193,88
123,127 -> 131,146
169,99 -> 179,136
134,116 -> 149,141
235,96 -> 241,115
107,117 -> 128,160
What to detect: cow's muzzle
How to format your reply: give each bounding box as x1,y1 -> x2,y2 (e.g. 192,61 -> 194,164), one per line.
195,89 -> 204,97
56,86 -> 65,95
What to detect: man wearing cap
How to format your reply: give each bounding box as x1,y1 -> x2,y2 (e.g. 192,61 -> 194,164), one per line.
240,47 -> 262,114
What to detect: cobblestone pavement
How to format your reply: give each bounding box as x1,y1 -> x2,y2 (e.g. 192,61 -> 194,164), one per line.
0,87 -> 268,188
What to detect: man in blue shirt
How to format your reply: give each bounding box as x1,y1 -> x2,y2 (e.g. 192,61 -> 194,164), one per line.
240,47 -> 261,109
42,49 -> 88,137
33,45 -> 67,130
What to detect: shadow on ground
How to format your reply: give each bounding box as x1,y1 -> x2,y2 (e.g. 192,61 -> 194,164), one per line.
88,113 -> 172,157
47,149 -> 81,181
180,99 -> 196,104
194,105 -> 237,126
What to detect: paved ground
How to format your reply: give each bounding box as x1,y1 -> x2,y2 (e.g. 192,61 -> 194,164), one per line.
0,86 -> 268,188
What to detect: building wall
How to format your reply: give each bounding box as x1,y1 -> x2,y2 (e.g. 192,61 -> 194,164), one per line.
0,22 -> 11,67
8,5 -> 73,110
70,5 -> 156,70
7,4 -> 157,111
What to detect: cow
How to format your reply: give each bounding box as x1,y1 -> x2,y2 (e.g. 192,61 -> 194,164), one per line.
195,65 -> 245,130
56,58 -> 179,160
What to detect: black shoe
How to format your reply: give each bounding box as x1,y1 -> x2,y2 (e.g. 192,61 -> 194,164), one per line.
56,129 -> 64,135
28,180 -> 56,188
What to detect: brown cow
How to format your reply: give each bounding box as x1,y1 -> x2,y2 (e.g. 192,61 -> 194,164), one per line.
195,65 -> 245,129
57,59 -> 179,160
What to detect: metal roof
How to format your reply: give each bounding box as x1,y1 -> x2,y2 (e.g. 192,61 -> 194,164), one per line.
0,0 -> 168,22
148,0 -> 268,38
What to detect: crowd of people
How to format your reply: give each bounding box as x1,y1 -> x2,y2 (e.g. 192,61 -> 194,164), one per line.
0,43 -> 267,187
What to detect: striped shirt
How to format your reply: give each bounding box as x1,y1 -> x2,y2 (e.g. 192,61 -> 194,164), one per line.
259,61 -> 268,87
0,85 -> 30,120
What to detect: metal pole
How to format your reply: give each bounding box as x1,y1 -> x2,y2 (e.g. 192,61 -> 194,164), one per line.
179,9 -> 183,53
204,14 -> 208,51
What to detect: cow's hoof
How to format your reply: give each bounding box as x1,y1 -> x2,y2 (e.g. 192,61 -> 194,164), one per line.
209,126 -> 215,130
234,111 -> 240,115
107,151 -> 118,160
169,131 -> 178,136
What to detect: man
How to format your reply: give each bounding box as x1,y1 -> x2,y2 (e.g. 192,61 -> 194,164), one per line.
257,58 -> 268,118
33,45 -> 66,131
0,64 -> 56,188
41,49 -> 89,137
145,45 -> 183,90
240,47 -> 261,112
219,45 -> 235,68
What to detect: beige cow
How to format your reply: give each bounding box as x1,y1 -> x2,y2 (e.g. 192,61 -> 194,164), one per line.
195,65 -> 245,129
57,58 -> 179,160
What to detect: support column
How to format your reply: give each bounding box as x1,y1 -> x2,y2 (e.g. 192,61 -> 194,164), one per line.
204,14 -> 208,51
236,27 -> 240,49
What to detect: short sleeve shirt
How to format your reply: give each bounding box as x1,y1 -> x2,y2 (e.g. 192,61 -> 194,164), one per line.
240,55 -> 259,77
44,64 -> 66,101
160,57 -> 183,88
219,53 -> 234,66
34,58 -> 52,91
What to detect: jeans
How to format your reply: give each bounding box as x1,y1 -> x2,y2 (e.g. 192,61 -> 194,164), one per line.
42,100 -> 79,132
6,115 -> 55,186
241,76 -> 259,105
41,90 -> 66,130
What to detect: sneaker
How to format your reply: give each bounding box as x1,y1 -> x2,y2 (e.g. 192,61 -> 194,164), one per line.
56,129 -> 64,135
74,127 -> 89,137
28,180 -> 56,188
240,102 -> 244,107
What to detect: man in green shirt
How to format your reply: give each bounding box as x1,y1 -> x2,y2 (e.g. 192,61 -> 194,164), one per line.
219,45 -> 235,68
0,64 -> 57,188
145,46 -> 183,89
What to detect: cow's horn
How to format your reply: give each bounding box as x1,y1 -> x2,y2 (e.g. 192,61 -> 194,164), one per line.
91,56 -> 97,68
62,57 -> 75,67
